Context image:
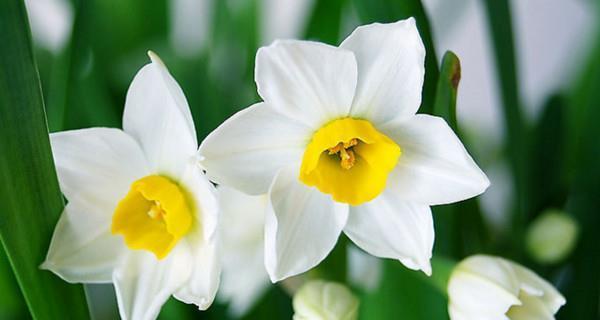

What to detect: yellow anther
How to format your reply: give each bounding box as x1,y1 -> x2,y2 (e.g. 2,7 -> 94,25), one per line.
327,138 -> 359,170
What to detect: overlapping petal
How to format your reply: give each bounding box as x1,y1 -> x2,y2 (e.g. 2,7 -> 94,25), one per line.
448,255 -> 566,320
344,189 -> 433,275
264,166 -> 349,282
255,40 -> 358,128
42,195 -> 126,283
50,128 -> 149,207
199,102 -> 309,195
113,246 -> 193,320
341,18 -> 425,126
174,238 -> 220,310
382,114 -> 490,205
123,52 -> 198,179
179,162 -> 219,242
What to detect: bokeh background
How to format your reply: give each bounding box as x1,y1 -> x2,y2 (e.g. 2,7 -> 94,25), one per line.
1,0 -> 599,319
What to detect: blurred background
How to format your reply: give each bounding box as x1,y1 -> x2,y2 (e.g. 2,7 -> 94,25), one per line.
1,0 -> 599,319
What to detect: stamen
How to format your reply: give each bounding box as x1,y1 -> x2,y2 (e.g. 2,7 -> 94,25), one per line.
327,138 -> 359,170
147,201 -> 165,220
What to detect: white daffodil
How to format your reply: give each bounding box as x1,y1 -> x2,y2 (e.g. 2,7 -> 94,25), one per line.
42,52 -> 220,320
448,255 -> 566,320
217,186 -> 270,316
199,18 -> 489,281
293,280 -> 359,320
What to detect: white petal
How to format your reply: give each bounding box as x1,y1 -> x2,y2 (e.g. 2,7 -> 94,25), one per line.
42,195 -> 126,283
199,102 -> 309,195
217,186 -> 269,316
382,114 -> 490,205
448,271 -> 519,320
512,263 -> 566,314
50,128 -> 149,207
343,189 -> 433,275
173,238 -> 220,310
255,40 -> 357,128
123,52 -> 198,179
113,246 -> 193,320
341,18 -> 425,125
179,162 -> 219,242
265,166 -> 349,282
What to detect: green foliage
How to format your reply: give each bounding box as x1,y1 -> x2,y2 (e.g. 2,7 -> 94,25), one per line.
0,1 -> 90,319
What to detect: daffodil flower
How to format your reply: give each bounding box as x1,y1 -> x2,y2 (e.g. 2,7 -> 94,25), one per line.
199,18 -> 489,281
42,52 -> 220,320
448,255 -> 565,320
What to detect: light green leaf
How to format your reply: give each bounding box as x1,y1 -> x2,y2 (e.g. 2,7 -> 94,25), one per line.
0,1 -> 90,319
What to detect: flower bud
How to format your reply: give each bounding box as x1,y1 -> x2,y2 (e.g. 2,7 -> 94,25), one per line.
526,209 -> 578,264
293,280 -> 359,320
448,255 -> 565,320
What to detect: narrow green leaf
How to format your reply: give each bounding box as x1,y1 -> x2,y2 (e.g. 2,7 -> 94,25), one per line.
0,1 -> 90,319
558,27 -> 600,320
480,0 -> 529,249
0,246 -> 26,319
360,261 -> 448,319
352,0 -> 439,114
304,0 -> 347,44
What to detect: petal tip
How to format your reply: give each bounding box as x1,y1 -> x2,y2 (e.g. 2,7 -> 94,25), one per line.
147,50 -> 166,68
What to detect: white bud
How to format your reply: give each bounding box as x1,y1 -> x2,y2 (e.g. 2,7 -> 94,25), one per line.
526,209 -> 578,264
293,280 -> 359,320
448,255 -> 565,320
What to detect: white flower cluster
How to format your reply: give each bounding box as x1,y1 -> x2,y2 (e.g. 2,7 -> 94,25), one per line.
41,18 -> 564,320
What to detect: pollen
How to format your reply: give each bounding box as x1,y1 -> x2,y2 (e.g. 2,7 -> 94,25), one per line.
328,138 -> 358,170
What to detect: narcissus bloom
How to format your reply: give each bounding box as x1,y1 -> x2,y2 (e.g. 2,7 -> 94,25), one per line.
42,52 -> 220,320
448,255 -> 566,320
200,18 -> 489,281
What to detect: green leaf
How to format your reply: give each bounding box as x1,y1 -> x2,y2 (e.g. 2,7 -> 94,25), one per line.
360,261 -> 448,319
0,1 -> 90,319
0,246 -> 26,319
304,0 -> 347,44
558,27 -> 600,320
352,0 -> 439,114
480,0 -> 529,249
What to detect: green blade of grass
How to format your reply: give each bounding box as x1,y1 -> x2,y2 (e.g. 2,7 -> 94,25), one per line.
480,0 -> 528,253
304,0 -> 347,44
0,1 -> 90,319
352,0 -> 439,114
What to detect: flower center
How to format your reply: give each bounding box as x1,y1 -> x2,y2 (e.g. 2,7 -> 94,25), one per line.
299,118 -> 401,205
111,175 -> 193,259
328,138 -> 358,170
